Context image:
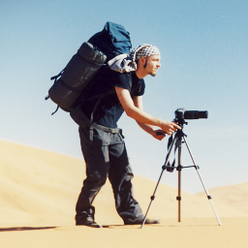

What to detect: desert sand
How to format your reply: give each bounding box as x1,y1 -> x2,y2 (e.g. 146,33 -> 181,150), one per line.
0,139 -> 247,248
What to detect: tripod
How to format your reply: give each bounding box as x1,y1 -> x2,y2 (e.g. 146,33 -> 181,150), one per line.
140,120 -> 222,229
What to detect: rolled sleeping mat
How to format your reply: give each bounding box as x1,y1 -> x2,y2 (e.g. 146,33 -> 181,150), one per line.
61,42 -> 107,91
48,42 -> 107,111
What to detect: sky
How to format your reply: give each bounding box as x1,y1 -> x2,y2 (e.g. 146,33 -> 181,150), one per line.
1,0 -> 248,194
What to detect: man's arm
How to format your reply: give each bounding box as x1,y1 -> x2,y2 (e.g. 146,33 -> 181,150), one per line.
115,86 -> 180,136
133,95 -> 166,140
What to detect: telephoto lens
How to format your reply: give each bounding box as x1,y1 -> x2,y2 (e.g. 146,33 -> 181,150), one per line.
183,110 -> 208,120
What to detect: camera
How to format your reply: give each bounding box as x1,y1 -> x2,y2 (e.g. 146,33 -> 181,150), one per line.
174,108 -> 208,122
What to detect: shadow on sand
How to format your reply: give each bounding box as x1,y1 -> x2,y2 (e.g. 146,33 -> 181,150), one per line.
0,226 -> 57,232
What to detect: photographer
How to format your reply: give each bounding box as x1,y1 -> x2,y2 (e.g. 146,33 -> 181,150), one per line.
71,44 -> 181,227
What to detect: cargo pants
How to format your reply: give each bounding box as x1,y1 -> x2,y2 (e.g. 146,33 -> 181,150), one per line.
75,125 -> 144,224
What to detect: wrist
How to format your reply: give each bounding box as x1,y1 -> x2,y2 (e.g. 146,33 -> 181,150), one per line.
156,118 -> 163,128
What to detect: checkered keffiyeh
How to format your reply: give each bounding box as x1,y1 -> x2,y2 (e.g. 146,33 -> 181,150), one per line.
108,44 -> 160,73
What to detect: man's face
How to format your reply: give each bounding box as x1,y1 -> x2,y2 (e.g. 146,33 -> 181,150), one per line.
143,54 -> 161,77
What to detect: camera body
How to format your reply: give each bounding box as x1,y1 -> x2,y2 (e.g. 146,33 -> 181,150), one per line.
174,108 -> 208,123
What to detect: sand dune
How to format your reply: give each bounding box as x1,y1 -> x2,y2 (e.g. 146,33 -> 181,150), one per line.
199,182 -> 248,216
0,139 -> 247,248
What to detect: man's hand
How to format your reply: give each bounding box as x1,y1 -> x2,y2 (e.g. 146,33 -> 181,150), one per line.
159,121 -> 181,135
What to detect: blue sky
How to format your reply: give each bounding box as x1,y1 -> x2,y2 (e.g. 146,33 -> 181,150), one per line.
1,0 -> 248,193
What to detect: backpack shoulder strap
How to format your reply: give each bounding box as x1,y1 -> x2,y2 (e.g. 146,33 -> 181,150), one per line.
88,71 -> 133,124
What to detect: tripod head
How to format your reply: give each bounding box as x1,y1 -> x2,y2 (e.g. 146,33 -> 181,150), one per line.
165,108 -> 208,172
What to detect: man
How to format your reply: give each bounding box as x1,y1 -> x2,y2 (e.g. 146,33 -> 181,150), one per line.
70,44 -> 180,228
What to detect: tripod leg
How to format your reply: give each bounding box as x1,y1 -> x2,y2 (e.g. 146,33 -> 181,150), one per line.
183,136 -> 222,226
177,138 -> 182,222
140,135 -> 178,229
177,167 -> 182,222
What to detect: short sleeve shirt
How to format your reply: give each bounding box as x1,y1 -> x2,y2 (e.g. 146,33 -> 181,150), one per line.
79,67 -> 145,128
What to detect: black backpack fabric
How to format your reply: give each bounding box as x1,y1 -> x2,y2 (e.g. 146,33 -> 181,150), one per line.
46,22 -> 132,114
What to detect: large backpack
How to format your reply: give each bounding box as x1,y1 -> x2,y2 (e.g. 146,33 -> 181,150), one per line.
46,22 -> 132,114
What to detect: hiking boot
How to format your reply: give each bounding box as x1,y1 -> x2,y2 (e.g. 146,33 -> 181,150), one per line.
124,218 -> 160,225
76,220 -> 102,228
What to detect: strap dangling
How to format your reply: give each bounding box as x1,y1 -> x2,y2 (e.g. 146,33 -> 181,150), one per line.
51,105 -> 60,115
50,70 -> 64,81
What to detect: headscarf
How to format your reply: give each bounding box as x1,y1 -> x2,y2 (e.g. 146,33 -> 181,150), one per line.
107,44 -> 160,73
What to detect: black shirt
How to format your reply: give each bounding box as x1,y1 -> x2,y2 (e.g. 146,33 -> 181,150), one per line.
78,67 -> 145,128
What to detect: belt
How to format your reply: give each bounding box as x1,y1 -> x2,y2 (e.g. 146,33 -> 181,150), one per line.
89,123 -> 122,144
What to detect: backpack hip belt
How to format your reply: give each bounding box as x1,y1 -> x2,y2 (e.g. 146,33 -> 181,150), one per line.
89,123 -> 123,144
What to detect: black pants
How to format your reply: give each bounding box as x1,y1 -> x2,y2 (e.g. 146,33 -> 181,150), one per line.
75,126 -> 144,224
